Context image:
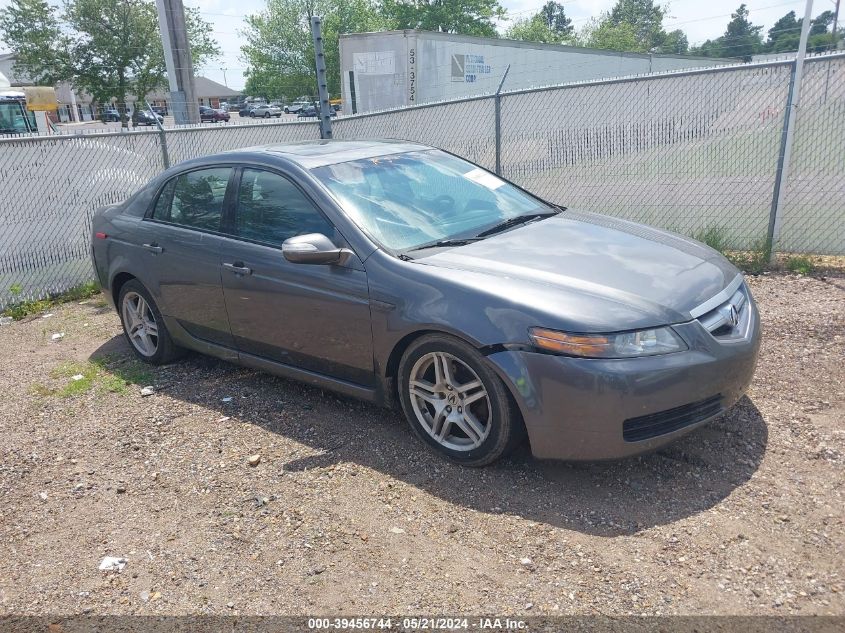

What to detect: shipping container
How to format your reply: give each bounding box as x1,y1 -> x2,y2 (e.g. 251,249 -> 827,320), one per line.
340,30 -> 736,114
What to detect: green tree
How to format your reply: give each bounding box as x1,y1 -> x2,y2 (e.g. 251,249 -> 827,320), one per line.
0,0 -> 219,127
505,1 -> 573,44
808,11 -> 838,52
578,0 -> 688,54
537,1 -> 573,37
765,10 -> 800,53
241,0 -> 386,101
660,29 -> 689,54
720,4 -> 763,60
764,10 -> 839,54
0,0 -> 69,85
607,0 -> 666,51
381,0 -> 505,37
581,19 -> 643,52
241,0 -> 317,101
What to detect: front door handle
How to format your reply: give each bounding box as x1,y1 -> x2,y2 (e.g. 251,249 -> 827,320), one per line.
142,243 -> 163,254
222,262 -> 252,275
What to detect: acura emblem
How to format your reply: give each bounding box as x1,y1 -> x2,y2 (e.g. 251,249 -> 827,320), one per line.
721,303 -> 739,327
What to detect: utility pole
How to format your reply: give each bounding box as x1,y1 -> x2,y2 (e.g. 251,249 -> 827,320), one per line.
767,0 -> 814,260
156,0 -> 199,124
220,67 -> 228,88
311,16 -> 333,139
833,0 -> 841,50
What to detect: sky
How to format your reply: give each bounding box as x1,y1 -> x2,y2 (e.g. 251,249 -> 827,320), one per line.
0,0 -> 825,90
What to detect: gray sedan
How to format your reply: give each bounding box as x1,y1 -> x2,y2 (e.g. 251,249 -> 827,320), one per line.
91,140 -> 760,466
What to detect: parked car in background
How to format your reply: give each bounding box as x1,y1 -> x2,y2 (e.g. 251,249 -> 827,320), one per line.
238,104 -> 255,117
134,110 -> 163,126
297,104 -> 336,118
283,101 -> 309,114
90,140 -> 760,467
102,107 -> 121,122
151,105 -> 167,117
250,104 -> 282,118
199,106 -> 230,123
329,98 -> 342,112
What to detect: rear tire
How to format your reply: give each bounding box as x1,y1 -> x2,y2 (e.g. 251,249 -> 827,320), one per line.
118,280 -> 183,365
398,334 -> 524,467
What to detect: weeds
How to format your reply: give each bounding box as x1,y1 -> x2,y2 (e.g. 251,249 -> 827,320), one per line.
786,255 -> 815,275
727,238 -> 773,275
3,281 -> 101,320
690,227 -> 773,275
691,226 -> 730,254
31,356 -> 155,399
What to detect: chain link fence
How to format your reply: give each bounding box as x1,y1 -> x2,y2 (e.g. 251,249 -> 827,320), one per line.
498,63 -> 793,249
332,97 -> 497,171
2,53 -> 843,309
777,55 -> 845,254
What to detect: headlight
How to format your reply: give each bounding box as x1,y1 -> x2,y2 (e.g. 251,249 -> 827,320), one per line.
528,326 -> 687,358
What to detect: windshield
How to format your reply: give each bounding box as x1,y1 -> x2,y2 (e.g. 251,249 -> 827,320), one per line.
312,150 -> 551,252
0,101 -> 35,134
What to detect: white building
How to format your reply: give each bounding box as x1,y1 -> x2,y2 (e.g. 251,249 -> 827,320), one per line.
340,30 -> 737,113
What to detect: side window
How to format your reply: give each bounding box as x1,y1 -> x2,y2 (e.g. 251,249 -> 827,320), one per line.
235,169 -> 334,246
152,167 -> 232,231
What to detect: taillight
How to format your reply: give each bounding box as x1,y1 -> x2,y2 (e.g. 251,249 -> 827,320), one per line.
95,232 -> 108,239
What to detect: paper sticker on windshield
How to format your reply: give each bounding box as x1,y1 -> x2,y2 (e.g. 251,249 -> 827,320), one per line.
464,168 -> 504,190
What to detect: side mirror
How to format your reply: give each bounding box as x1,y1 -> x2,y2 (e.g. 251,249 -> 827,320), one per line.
282,233 -> 352,265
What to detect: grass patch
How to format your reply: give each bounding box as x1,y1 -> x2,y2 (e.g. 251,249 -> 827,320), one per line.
785,255 -> 815,275
91,355 -> 155,388
3,281 -> 102,320
33,356 -> 156,399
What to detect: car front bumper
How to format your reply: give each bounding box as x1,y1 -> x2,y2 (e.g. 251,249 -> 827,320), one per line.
486,298 -> 761,460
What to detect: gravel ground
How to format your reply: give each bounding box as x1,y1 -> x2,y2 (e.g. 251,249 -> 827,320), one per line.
0,273 -> 842,617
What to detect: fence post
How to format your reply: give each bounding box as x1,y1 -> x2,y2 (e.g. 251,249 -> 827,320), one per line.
494,65 -> 510,176
147,100 -> 170,169
311,16 -> 333,140
767,0 -> 814,260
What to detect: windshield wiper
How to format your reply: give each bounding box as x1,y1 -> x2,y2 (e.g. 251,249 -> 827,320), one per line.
406,237 -> 484,253
475,210 -> 561,238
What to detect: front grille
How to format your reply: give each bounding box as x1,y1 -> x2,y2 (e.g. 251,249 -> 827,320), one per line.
697,284 -> 751,341
622,395 -> 723,442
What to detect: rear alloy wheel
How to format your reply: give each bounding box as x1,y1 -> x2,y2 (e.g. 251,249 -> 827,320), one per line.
398,334 -> 524,466
118,280 -> 183,365
122,291 -> 157,356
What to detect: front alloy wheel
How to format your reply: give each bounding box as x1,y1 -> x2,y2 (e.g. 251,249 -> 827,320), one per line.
398,334 -> 524,466
409,352 -> 491,451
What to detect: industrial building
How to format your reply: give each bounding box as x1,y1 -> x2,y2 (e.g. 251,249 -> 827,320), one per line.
340,30 -> 736,113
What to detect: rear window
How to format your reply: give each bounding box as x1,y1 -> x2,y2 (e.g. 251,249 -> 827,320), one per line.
152,168 -> 232,232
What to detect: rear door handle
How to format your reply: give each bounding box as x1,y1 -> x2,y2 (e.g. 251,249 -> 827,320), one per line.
222,262 -> 252,275
142,243 -> 163,254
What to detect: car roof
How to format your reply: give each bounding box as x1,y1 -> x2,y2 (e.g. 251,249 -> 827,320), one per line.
217,139 -> 433,169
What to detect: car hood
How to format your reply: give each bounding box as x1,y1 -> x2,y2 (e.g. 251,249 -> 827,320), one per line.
418,211 -> 739,329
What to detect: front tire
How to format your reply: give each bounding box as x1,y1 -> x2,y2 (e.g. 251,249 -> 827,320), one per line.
398,334 -> 524,467
118,280 -> 183,365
